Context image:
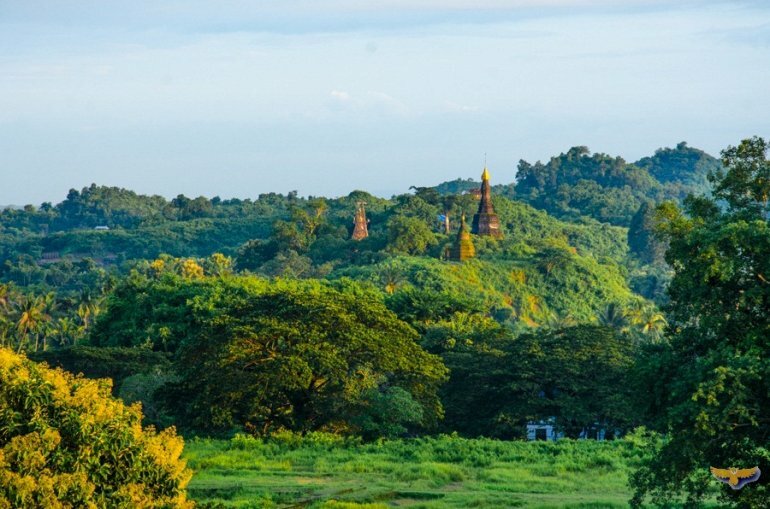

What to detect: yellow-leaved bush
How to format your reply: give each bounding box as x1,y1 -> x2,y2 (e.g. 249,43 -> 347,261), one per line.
0,348 -> 193,508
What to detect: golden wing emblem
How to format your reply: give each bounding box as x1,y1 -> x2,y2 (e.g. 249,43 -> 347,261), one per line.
710,466 -> 761,490
736,467 -> 760,479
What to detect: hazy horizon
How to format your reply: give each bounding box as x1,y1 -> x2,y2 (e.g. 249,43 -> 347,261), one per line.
1,0 -> 769,205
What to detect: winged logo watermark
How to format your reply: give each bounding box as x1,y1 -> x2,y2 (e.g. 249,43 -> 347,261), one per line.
710,466 -> 761,490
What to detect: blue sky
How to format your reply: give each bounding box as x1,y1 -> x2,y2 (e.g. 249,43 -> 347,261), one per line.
1,0 -> 769,205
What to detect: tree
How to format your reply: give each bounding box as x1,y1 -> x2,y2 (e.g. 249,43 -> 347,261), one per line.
542,311 -> 577,330
531,325 -> 637,438
89,269 -> 208,352
204,252 -> 233,276
628,201 -> 666,264
711,136 -> 770,217
423,313 -> 532,439
0,284 -> 10,311
236,239 -> 279,271
409,185 -> 441,206
14,295 -> 50,353
259,250 -> 316,278
596,302 -> 628,331
0,348 -> 192,508
386,215 -> 437,255
626,301 -> 667,342
431,320 -> 637,439
30,345 -> 172,394
631,137 -> 770,508
350,385 -> 425,440
536,245 -> 573,276
378,266 -> 405,295
440,195 -> 459,233
97,274 -> 448,437
272,199 -> 328,253
634,141 -> 719,196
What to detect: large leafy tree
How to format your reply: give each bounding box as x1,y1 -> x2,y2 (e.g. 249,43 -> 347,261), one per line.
631,137 -> 770,508
93,272 -> 448,437
0,348 -> 192,508
529,325 -> 637,438
426,318 -> 636,439
386,215 -> 438,255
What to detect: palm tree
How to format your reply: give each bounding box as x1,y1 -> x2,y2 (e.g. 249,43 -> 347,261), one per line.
54,317 -> 81,347
0,317 -> 12,348
0,284 -> 11,348
628,302 -> 668,342
76,291 -> 102,332
542,311 -> 577,330
15,295 -> 50,352
39,292 -> 59,351
77,303 -> 92,331
596,302 -> 629,331
379,267 -> 405,295
0,284 -> 10,311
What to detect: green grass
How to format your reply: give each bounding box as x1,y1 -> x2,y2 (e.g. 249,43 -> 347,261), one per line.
184,433 -> 681,508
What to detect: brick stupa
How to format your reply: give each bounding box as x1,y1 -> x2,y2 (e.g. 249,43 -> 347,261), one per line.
449,214 -> 476,261
471,166 -> 503,238
351,201 -> 369,240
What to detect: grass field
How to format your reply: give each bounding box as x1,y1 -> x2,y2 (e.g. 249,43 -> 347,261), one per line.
183,432 -> 691,508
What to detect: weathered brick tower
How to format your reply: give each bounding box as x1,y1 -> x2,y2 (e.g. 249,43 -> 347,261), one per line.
471,166 -> 503,238
351,201 -> 369,240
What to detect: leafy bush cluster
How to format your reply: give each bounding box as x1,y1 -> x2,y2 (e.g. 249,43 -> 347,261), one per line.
0,348 -> 192,508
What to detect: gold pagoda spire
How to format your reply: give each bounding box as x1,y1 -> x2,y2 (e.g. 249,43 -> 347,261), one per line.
472,161 -> 503,238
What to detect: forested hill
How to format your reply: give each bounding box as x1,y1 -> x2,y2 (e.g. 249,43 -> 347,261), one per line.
512,142 -> 720,226
0,142 -> 707,310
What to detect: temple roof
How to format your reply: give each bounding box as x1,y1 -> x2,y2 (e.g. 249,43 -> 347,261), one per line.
481,166 -> 490,181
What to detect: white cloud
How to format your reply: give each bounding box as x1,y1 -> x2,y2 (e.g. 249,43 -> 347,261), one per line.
445,101 -> 478,113
366,91 -> 411,115
326,89 -> 410,116
330,89 -> 352,101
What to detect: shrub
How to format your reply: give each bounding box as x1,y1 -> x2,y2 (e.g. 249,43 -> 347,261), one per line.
0,348 -> 192,508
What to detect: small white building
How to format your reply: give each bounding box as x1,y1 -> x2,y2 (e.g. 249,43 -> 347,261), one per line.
527,422 -> 563,441
526,420 -> 616,441
94,225 -> 110,231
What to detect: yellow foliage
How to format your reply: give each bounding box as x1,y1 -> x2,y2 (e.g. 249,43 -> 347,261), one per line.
527,295 -> 541,314
180,259 -> 204,279
0,348 -> 193,508
509,269 -> 527,284
149,258 -> 166,275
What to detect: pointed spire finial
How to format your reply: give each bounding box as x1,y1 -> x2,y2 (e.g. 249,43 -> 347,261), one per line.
481,153 -> 490,181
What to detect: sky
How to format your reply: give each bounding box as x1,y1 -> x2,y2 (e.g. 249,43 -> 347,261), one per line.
1,0 -> 769,205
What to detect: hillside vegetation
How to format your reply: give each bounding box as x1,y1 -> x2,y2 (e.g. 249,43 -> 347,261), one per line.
4,139 -> 767,508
